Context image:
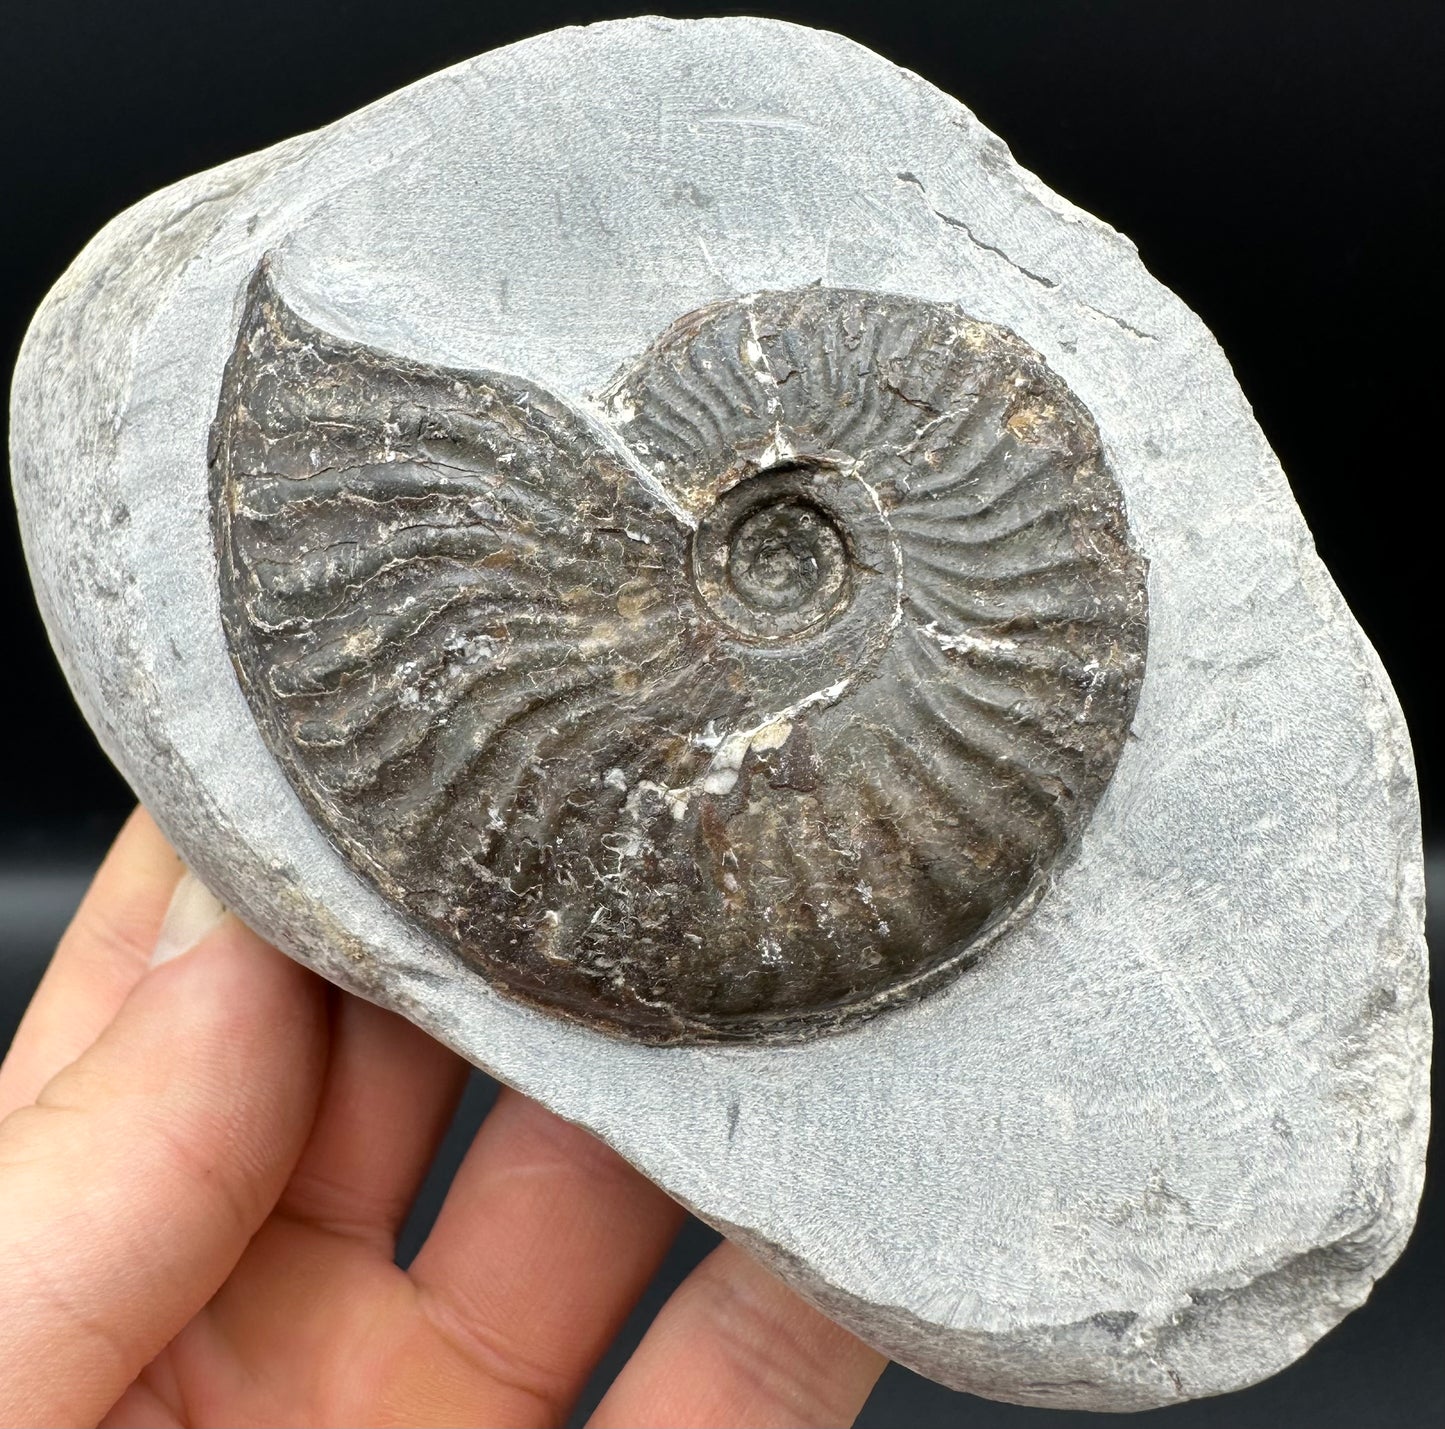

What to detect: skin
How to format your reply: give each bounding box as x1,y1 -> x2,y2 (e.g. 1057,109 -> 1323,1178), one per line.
0,810 -> 886,1428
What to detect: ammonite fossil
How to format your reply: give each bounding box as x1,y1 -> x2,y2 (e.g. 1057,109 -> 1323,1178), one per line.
212,260 -> 1148,1042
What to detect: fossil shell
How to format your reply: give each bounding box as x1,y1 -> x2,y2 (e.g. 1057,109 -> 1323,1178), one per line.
213,262 -> 1147,1042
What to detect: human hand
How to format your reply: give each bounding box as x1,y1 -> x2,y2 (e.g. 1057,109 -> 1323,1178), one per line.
0,810 -> 885,1427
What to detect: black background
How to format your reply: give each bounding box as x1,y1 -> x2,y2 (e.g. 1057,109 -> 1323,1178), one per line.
2,3 -> 1440,1426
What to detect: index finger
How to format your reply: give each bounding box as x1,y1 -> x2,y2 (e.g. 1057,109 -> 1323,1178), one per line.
0,808 -> 180,1120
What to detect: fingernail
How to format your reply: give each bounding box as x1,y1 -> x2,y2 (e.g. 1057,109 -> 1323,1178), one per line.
150,869 -> 227,967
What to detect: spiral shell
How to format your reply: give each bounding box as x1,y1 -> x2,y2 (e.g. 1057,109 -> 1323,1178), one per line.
212,263 -> 1147,1043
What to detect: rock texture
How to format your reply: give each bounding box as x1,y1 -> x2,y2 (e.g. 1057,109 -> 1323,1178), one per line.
9,16 -> 1429,1411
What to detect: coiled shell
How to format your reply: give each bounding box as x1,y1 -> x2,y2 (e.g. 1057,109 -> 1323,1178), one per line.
212,263 -> 1147,1043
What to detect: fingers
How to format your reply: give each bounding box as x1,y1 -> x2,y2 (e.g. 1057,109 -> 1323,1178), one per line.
271,992 -> 469,1250
588,1242 -> 887,1429
396,1090 -> 687,1425
0,809 -> 181,1121
0,903 -> 328,1427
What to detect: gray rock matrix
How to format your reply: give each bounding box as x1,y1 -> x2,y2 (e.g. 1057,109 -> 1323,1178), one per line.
9,17 -> 1429,1411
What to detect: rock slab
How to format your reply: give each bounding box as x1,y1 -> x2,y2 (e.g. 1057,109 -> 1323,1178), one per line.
9,17 -> 1430,1411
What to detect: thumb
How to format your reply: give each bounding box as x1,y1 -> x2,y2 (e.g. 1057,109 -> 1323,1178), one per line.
0,874 -> 328,1427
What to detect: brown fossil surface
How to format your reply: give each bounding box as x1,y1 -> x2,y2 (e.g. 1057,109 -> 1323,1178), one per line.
212,262 -> 1148,1042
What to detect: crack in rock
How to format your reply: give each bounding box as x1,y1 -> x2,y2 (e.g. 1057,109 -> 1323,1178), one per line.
896,171 -> 1156,339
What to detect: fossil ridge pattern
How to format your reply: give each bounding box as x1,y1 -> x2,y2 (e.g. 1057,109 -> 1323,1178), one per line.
212,263 -> 1148,1043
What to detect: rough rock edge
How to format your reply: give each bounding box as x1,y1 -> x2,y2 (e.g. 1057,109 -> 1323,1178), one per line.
9,16 -> 1431,1412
